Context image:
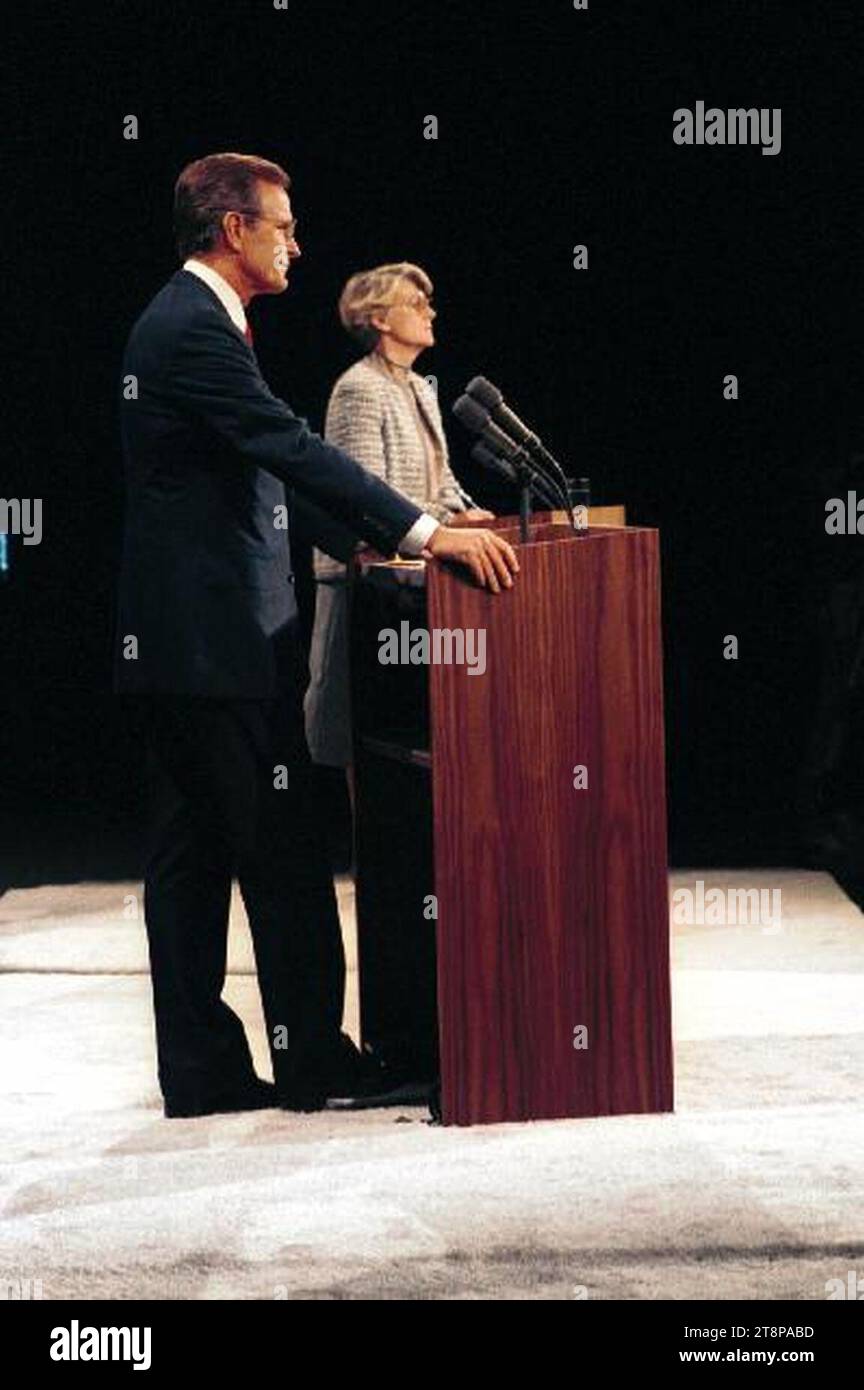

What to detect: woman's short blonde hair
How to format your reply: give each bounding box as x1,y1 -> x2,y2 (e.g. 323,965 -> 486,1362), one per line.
338,262 -> 433,351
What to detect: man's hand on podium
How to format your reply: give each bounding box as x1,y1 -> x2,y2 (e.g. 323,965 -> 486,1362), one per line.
423,524 -> 519,593
447,509 -> 496,526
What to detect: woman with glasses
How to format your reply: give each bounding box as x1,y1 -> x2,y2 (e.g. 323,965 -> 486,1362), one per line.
304,261 -> 493,771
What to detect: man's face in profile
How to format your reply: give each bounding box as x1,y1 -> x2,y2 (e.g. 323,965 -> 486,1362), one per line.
239,181 -> 301,297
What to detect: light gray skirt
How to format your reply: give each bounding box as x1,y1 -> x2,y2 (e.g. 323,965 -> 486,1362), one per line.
304,578 -> 353,768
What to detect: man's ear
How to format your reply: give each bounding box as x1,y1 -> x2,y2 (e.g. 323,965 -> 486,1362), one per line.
370,311 -> 390,336
221,210 -> 245,253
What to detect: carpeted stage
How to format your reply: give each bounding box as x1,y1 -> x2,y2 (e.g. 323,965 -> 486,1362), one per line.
1,870 -> 862,1300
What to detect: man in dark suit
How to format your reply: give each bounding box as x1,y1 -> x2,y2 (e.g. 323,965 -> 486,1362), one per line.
116,152 -> 517,1117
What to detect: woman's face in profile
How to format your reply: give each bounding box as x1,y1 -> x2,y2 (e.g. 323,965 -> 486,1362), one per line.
381,284 -> 437,352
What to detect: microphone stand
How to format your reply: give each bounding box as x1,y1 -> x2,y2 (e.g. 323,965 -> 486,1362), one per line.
511,448 -> 574,538
506,444 -> 550,543
518,474 -> 532,543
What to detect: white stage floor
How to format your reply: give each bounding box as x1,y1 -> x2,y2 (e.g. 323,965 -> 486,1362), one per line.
1,870 -> 862,1300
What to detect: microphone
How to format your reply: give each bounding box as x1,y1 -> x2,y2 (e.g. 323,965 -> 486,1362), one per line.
470,438 -> 516,485
466,376 -> 572,504
453,395 -> 570,512
470,441 -> 560,510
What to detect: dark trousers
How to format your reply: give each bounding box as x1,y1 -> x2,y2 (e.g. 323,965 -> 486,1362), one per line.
133,691 -> 347,1107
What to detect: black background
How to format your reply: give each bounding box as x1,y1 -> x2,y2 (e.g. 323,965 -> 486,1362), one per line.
4,0 -> 864,886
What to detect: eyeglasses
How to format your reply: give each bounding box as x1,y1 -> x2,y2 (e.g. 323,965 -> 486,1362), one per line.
207,207 -> 299,240
391,293 -> 436,317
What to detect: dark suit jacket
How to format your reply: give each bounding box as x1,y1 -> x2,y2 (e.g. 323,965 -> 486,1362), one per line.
114,269 -> 421,697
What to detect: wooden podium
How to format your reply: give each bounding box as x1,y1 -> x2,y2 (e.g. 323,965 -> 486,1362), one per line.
349,514 -> 673,1126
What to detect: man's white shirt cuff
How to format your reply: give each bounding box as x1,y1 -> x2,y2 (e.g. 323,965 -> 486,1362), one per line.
399,513 -> 440,556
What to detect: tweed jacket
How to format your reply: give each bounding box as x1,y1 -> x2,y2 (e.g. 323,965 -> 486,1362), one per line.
314,354 -> 465,577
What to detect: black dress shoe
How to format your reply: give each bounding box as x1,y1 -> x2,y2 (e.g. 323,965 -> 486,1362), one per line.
325,1078 -> 433,1111
163,1078 -> 277,1119
278,1088 -> 326,1113
278,1034 -> 381,1111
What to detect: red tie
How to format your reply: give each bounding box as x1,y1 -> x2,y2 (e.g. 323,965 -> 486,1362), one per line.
243,322 -> 254,348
